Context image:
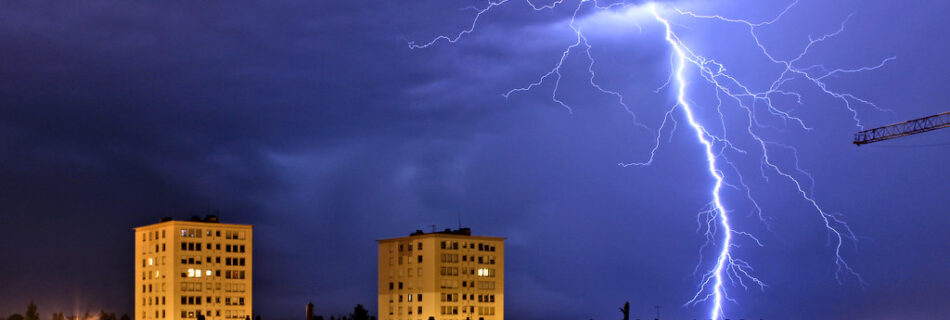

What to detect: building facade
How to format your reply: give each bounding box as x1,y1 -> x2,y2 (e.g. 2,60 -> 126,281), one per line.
378,228 -> 504,320
134,216 -> 253,320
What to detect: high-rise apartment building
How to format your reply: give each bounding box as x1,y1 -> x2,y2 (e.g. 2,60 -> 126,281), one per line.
134,216 -> 253,320
378,228 -> 504,320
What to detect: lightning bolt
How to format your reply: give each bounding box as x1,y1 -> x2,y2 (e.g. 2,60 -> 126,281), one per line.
409,1 -> 893,319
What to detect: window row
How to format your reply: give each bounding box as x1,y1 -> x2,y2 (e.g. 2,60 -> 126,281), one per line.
182,242 -> 245,252
392,267 -> 423,278
440,241 -> 497,252
180,229 -> 248,241
438,254 -> 496,265
143,230 -> 167,242
440,267 -> 459,276
141,310 -> 166,320
180,268 -> 245,279
143,257 -> 167,267
393,293 -> 423,303
179,296 -> 246,306
178,256 -> 248,266
477,307 -> 497,316
396,242 -> 423,252
476,281 -> 496,290
475,268 -> 496,277
439,279 -> 460,289
387,306 -> 423,316
179,310 -> 246,319
181,282 -> 205,292
143,243 -> 168,254
395,255 -> 423,265
142,270 -> 164,280
141,296 -> 167,306
225,257 -> 246,266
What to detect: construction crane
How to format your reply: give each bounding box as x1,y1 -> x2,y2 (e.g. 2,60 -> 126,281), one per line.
853,111 -> 950,146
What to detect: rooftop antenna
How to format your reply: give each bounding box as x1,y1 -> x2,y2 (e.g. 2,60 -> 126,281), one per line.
654,305 -> 663,320
429,224 -> 437,233
457,213 -> 462,229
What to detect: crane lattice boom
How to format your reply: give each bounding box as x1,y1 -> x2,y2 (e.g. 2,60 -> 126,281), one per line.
853,111 -> 950,145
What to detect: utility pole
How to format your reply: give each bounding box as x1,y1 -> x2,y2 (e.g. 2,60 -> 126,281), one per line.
619,302 -> 630,320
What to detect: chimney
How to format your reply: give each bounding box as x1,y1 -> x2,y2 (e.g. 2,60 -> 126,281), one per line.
306,301 -> 314,320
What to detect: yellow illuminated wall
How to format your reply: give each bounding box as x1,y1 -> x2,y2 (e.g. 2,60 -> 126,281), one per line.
378,230 -> 504,320
134,220 -> 253,320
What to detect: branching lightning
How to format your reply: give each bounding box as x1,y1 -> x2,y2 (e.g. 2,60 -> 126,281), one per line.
408,0 -> 893,319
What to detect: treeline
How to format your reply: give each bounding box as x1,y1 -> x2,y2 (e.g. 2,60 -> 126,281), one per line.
0,301 -> 129,320
310,304 -> 375,320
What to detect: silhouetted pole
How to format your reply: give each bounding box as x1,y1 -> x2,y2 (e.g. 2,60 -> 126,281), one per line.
654,305 -> 663,320
619,302 -> 630,320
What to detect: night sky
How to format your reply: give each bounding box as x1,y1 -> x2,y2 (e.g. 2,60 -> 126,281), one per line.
2,0 -> 950,319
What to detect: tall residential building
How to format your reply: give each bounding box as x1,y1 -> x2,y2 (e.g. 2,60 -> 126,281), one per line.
134,216 -> 253,320
378,228 -> 504,320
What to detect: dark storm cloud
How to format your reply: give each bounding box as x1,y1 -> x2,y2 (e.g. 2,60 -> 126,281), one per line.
2,0 -> 950,320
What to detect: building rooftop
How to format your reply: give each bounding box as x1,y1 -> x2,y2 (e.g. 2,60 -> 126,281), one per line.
377,227 -> 504,242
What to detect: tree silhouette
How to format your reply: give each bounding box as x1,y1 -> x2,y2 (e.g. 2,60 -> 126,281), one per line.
349,305 -> 370,320
9,314 -> 25,320
25,302 -> 39,320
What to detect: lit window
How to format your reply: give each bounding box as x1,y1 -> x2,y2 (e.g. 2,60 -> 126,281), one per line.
188,269 -> 195,277
206,270 -> 212,276
148,258 -> 154,266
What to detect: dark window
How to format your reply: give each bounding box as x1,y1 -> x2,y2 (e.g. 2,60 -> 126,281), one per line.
389,282 -> 394,290
417,255 -> 423,263
417,294 -> 422,301
181,243 -> 187,250
398,282 -> 403,289
417,243 -> 422,250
